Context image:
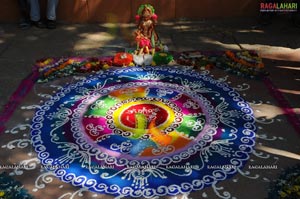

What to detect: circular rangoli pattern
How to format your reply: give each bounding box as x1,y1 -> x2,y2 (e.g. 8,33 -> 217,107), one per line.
31,66 -> 256,198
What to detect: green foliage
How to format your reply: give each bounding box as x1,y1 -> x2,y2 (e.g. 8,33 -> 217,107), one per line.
137,4 -> 155,15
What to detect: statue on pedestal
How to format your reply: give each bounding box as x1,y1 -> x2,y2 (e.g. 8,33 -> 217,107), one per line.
134,4 -> 159,55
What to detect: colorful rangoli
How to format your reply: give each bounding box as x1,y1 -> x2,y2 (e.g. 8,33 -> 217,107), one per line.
31,66 -> 256,198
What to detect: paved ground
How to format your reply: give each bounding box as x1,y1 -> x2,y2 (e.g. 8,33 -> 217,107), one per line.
0,16 -> 300,109
0,16 -> 299,199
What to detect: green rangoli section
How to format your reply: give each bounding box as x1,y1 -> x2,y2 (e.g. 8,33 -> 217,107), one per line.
85,95 -> 118,117
176,114 -> 206,138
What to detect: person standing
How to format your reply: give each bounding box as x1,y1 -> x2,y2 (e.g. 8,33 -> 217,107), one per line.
29,0 -> 59,29
18,0 -> 31,29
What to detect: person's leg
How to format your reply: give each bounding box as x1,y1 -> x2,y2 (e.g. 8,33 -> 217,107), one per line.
46,0 -> 59,20
28,0 -> 40,21
46,0 -> 59,29
18,0 -> 28,14
18,0 -> 31,29
29,0 -> 46,28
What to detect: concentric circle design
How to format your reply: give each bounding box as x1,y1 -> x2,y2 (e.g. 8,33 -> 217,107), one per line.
31,66 -> 256,198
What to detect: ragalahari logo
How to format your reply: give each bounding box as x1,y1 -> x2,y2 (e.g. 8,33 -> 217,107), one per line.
260,2 -> 298,12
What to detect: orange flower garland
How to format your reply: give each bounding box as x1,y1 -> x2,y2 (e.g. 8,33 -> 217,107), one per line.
44,59 -> 73,77
35,57 -> 114,82
225,50 -> 264,69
